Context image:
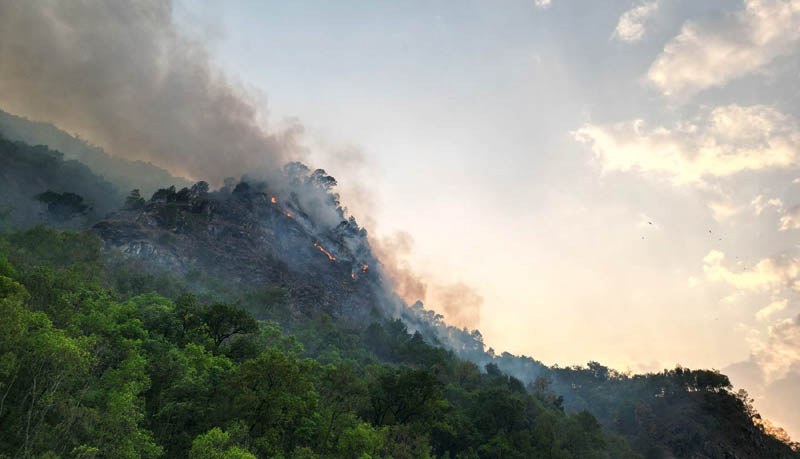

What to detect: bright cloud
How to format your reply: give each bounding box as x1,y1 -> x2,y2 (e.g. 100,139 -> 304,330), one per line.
708,200 -> 741,222
779,205 -> 800,231
751,194 -> 784,215
756,298 -> 789,321
647,0 -> 800,98
534,0 -> 551,8
750,314 -> 800,381
573,105 -> 799,185
703,250 -> 800,292
614,1 -> 659,42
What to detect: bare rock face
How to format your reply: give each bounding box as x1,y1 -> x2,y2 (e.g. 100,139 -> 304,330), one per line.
92,183 -> 386,322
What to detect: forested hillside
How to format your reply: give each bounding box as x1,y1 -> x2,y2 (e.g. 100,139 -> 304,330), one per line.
0,225 -> 642,458
1,133 -> 798,458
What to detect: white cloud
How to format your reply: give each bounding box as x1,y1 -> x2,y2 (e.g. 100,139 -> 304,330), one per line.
647,0 -> 800,98
749,314 -> 800,381
779,205 -> 800,230
751,194 -> 784,215
756,298 -> 789,321
709,200 -> 741,222
573,104 -> 799,185
703,250 -> 800,292
614,1 -> 659,42
534,0 -> 551,8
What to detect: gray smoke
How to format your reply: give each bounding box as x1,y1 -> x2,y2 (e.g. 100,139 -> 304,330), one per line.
0,0 -> 301,184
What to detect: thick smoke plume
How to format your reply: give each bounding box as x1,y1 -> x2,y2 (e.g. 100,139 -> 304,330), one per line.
0,0 -> 484,333
0,0 -> 300,184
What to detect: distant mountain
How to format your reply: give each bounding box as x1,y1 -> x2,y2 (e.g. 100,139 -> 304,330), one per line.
0,109 -> 190,197
0,136 -> 122,228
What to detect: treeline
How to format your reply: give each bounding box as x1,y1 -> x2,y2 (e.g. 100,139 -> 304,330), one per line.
0,225 -> 640,458
401,275 -> 800,458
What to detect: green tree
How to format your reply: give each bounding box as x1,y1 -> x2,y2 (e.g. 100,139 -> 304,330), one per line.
123,189 -> 146,210
233,349 -> 319,456
190,427 -> 256,459
200,302 -> 259,349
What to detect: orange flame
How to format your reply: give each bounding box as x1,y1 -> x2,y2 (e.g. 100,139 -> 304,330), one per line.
271,196 -> 277,204
351,273 -> 355,279
313,242 -> 336,261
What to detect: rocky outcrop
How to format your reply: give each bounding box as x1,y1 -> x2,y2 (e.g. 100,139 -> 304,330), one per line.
92,184 -> 384,322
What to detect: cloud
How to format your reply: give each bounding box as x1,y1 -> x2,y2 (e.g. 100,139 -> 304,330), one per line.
779,205 -> 800,231
703,250 -> 800,292
749,314 -> 800,382
647,0 -> 800,98
756,298 -> 789,321
573,105 -> 799,185
534,0 -> 552,8
613,1 -> 659,42
708,199 -> 741,222
751,194 -> 784,215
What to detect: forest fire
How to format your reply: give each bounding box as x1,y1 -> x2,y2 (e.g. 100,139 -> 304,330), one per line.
313,242 -> 336,261
269,196 -> 293,218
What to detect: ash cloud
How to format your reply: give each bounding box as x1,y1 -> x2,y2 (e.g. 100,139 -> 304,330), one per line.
0,0 -> 301,184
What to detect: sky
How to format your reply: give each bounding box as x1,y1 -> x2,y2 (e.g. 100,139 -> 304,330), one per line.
170,0 -> 800,436
0,0 -> 797,439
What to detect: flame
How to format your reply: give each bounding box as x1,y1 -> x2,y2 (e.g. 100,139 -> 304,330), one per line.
270,196 -> 293,218
313,242 -> 336,261
362,264 -> 368,272
351,273 -> 355,279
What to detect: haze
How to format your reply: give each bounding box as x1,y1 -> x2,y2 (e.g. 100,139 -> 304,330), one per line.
3,0 -> 798,438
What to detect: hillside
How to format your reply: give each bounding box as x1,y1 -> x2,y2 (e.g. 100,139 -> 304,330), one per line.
0,136 -> 123,228
0,110 -> 190,198
1,134 -> 798,458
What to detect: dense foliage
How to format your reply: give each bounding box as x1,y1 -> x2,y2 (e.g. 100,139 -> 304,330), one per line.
0,226 -> 642,458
